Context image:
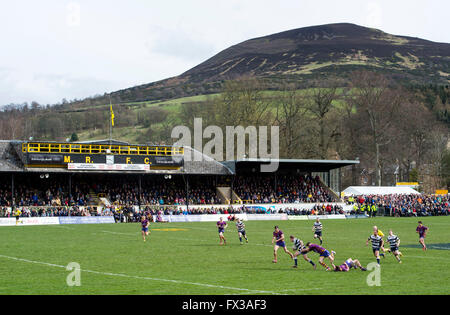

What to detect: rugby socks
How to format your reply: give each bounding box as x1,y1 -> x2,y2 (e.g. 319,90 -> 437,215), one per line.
294,257 -> 298,266
320,239 -> 323,245
376,258 -> 380,264
319,261 -> 329,270
308,260 -> 316,267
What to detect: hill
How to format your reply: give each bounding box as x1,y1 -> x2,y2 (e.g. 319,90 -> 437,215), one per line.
104,23 -> 450,104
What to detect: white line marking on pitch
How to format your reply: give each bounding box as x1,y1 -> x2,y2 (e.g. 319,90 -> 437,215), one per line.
0,254 -> 282,295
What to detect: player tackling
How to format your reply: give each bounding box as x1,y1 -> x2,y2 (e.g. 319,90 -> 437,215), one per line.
289,235 -> 316,269
301,242 -> 336,271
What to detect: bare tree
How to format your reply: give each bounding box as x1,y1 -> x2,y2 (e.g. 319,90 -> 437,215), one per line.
275,84 -> 309,158
305,78 -> 342,159
349,71 -> 405,186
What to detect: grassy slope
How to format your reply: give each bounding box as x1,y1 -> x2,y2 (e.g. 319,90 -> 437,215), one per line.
76,89 -> 348,144
0,216 -> 449,295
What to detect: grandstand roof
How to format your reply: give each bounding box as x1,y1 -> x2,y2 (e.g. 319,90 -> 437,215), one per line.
342,186 -> 420,196
222,158 -> 359,173
0,140 -> 358,175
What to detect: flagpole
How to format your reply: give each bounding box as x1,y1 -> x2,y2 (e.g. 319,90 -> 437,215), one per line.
109,95 -> 112,145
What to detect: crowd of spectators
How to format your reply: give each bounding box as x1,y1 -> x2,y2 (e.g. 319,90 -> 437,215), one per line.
345,194 -> 449,217
0,179 -> 91,207
94,177 -> 221,206
2,174 -> 335,207
107,203 -> 345,223
279,204 -> 344,216
0,205 -> 112,217
234,174 -> 335,204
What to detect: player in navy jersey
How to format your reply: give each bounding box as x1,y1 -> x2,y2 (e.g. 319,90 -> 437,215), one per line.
272,226 -> 294,263
416,221 -> 428,251
217,217 -> 228,245
386,229 -> 402,263
141,215 -> 150,242
301,242 -> 336,270
312,218 -> 323,245
334,258 -> 367,272
235,219 -> 248,244
366,229 -> 384,265
289,235 -> 316,269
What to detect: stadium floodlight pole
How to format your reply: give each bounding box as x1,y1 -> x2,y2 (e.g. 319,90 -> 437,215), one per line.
11,173 -> 15,207
138,174 -> 142,212
68,174 -> 72,206
185,174 -> 189,211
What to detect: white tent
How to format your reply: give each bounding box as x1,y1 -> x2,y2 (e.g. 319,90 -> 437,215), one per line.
342,186 -> 420,196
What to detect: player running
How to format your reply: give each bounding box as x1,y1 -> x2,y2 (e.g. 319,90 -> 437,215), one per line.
289,235 -> 316,269
217,217 -> 228,245
301,242 -> 336,271
366,229 -> 384,265
416,221 -> 428,251
312,218 -> 323,245
333,258 -> 367,272
373,226 -> 387,256
235,218 -> 248,245
272,226 -> 294,263
386,229 -> 402,263
141,215 -> 150,242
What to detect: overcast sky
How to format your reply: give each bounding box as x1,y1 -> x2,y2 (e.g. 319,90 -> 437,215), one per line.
0,0 -> 448,106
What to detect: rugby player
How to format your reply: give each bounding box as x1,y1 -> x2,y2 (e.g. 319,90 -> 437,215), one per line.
272,226 -> 294,263
373,226 -> 386,257
366,229 -> 384,265
235,218 -> 248,245
334,258 -> 367,272
312,218 -> 323,245
289,235 -> 316,269
217,217 -> 228,245
416,221 -> 428,251
386,229 -> 402,263
141,215 -> 150,242
301,242 -> 336,270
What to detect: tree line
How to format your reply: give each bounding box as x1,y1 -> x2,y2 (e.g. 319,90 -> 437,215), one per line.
0,70 -> 449,191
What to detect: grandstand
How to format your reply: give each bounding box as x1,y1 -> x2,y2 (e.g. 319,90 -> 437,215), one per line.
0,139 -> 359,212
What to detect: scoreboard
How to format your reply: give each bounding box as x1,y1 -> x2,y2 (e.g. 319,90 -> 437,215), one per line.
22,142 -> 184,171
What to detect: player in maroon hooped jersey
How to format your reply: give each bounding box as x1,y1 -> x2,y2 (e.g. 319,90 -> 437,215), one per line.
141,215 -> 150,242
301,242 -> 336,270
217,217 -> 228,245
271,226 -> 294,263
416,221 -> 429,251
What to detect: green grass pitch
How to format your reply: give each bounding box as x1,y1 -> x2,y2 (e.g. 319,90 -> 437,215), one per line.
0,216 -> 449,295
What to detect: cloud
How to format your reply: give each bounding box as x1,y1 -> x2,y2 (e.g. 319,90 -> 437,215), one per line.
145,24 -> 215,63
366,1 -> 383,29
0,67 -> 120,106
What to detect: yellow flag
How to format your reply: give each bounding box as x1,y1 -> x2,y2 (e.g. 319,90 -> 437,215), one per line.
110,104 -> 115,126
